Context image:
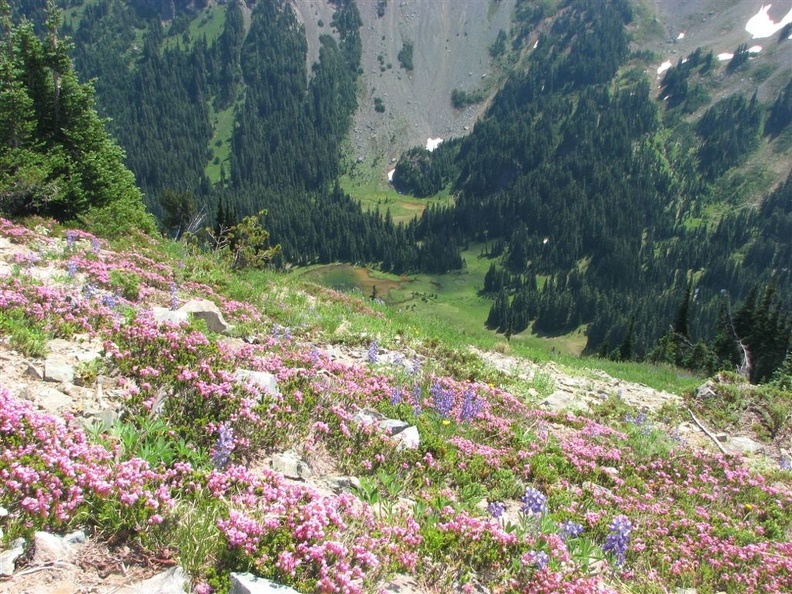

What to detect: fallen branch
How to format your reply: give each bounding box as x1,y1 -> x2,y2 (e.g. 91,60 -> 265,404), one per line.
687,408 -> 728,455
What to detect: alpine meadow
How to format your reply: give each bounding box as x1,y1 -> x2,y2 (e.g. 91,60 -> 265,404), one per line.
1,1 -> 791,593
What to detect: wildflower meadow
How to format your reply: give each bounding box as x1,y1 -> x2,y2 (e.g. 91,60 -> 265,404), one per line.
0,218 -> 790,593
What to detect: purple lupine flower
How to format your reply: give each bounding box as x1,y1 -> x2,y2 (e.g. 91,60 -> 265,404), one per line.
66,260 -> 78,278
520,487 -> 548,516
781,454 -> 792,472
430,381 -> 454,419
558,520 -> 584,540
603,515 -> 632,567
408,359 -> 421,376
460,388 -> 481,422
101,293 -> 118,308
411,382 -> 422,415
212,424 -> 235,468
169,282 -> 179,310
367,340 -> 379,364
82,283 -> 97,299
528,550 -> 549,570
488,501 -> 505,519
65,230 -> 77,250
91,238 -> 101,253
390,387 -> 403,406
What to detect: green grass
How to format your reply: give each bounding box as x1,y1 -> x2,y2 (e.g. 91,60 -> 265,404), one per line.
290,244 -> 702,395
205,102 -> 236,183
339,168 -> 453,225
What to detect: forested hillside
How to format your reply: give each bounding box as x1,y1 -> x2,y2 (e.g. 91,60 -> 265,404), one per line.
10,0 -> 462,272
6,0 -> 791,382
394,0 -> 792,380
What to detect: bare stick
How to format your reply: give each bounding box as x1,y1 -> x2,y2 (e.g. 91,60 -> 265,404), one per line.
687,408 -> 728,455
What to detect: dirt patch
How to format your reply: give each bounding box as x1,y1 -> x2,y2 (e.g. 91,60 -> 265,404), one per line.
304,264 -> 409,299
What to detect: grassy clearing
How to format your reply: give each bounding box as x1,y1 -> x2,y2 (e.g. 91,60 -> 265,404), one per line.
186,4 -> 226,47
339,167 -> 453,225
205,102 -> 236,183
292,244 -> 703,395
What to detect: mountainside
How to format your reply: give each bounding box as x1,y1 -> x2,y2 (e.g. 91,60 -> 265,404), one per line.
7,0 -> 792,380
2,10 -> 792,592
0,216 -> 791,594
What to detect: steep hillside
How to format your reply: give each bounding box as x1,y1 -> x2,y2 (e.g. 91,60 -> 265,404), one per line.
349,0 -> 515,166
0,217 -> 791,594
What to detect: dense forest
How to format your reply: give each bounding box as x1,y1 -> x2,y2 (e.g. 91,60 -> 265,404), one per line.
394,0 -> 791,380
4,0 -> 790,381
9,0 -> 462,273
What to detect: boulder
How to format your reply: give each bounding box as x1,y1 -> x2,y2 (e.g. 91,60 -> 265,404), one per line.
44,356 -> 74,384
353,409 -> 385,425
178,299 -> 231,334
152,307 -> 189,327
271,451 -> 312,480
36,386 -> 74,413
235,369 -> 280,398
325,475 -> 361,493
231,573 -> 301,594
0,537 -> 25,576
378,418 -> 410,436
393,426 -> 420,450
115,567 -> 189,594
32,530 -> 81,564
727,436 -> 764,455
541,391 -> 589,413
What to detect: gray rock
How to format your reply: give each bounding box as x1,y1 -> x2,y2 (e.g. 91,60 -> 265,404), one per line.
379,418 -> 410,435
63,530 -> 86,545
231,572 -> 301,594
353,409 -> 385,425
675,589 -> 697,594
115,567 -> 189,594
727,436 -> 764,455
23,361 -> 43,380
0,538 -> 25,576
715,433 -> 728,443
393,425 -> 420,450
235,369 -> 280,398
696,382 -> 716,399
36,386 -> 73,413
33,531 -> 76,564
271,451 -> 312,480
152,307 -> 189,327
44,357 -> 74,384
325,476 -> 361,493
541,391 -> 589,413
178,298 -> 231,334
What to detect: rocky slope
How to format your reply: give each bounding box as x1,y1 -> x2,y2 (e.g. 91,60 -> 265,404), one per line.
1,218 -> 790,594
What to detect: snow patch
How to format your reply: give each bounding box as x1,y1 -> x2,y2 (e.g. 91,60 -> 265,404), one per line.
677,32 -> 686,40
717,53 -> 734,61
745,4 -> 792,39
657,60 -> 673,75
533,39 -> 539,49
748,45 -> 763,53
426,138 -> 443,152
388,169 -> 395,182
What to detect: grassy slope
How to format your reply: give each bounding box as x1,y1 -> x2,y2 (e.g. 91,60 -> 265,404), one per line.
1,218 -> 790,594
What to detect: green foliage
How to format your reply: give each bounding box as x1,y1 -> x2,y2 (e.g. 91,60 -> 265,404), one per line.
397,40 -> 413,71
0,307 -> 49,358
109,269 -> 141,301
225,210 -> 281,271
451,88 -> 485,109
0,5 -> 148,224
489,29 -> 507,58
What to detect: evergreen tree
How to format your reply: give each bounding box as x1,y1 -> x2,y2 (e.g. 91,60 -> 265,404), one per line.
0,0 -> 148,226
